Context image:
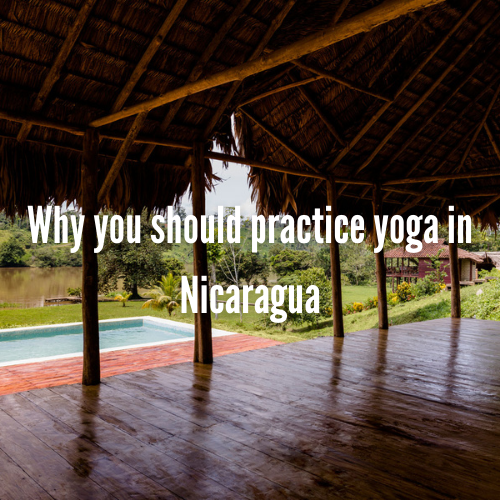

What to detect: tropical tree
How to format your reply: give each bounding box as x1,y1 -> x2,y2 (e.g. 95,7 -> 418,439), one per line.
142,273 -> 182,316
0,237 -> 26,267
114,291 -> 132,307
98,210 -> 170,298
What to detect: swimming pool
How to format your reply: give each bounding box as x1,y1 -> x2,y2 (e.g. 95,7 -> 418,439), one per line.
0,317 -> 234,366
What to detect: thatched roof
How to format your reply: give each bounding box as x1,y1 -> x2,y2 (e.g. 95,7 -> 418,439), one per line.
1,0 -> 500,225
385,239 -> 483,262
230,0 -> 500,228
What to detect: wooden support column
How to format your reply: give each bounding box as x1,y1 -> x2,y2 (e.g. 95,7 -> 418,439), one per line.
449,221 -> 461,319
81,128 -> 100,385
373,185 -> 389,329
192,142 -> 213,363
326,177 -> 344,338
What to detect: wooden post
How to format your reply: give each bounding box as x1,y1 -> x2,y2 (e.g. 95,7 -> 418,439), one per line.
326,177 -> 344,337
81,128 -> 100,385
373,185 -> 389,329
192,142 -> 213,363
449,226 -> 461,319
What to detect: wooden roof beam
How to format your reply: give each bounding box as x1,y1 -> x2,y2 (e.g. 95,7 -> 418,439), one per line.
16,0 -> 98,143
485,122 -> 500,162
384,168 -> 500,186
237,75 -> 323,107
140,0 -> 253,163
325,0 -> 482,173
98,112 -> 149,206
89,0 -> 445,128
240,107 -> 320,173
110,0 -> 189,114
0,108 -> 193,148
368,13 -> 428,88
397,85 -> 500,215
378,42 -> 499,176
354,8 -> 500,176
202,0 -> 299,141
297,85 -> 346,146
293,60 -> 392,102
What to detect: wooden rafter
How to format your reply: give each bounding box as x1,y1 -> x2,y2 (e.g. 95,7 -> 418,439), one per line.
485,122 -> 500,162
378,42 -> 499,177
89,0 -> 445,128
206,152 -> 370,185
240,107 -> 320,173
297,85 -> 345,146
397,84 -> 500,215
237,75 -> 323,107
398,72 -> 500,181
367,13 -> 428,87
98,112 -> 149,206
16,0 -> 98,143
354,7 -> 499,176
324,0 -> 481,173
140,0 -> 253,162
384,168 -> 500,186
110,0 -> 189,114
293,60 -> 392,102
202,0 -> 298,141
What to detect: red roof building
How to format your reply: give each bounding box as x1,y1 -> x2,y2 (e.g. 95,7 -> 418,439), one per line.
384,239 -> 483,288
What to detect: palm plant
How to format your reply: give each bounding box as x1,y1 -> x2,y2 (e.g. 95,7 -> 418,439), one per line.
114,291 -> 132,307
142,273 -> 182,316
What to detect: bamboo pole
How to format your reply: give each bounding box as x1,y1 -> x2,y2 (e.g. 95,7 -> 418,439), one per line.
192,143 -> 213,364
81,128 -> 100,386
326,178 -> 344,338
16,0 -> 98,143
471,193 -> 500,216
484,123 -> 500,162
89,0 -> 445,127
373,185 -> 389,329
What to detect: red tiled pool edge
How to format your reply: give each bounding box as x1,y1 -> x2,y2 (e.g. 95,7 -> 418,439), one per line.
0,334 -> 283,396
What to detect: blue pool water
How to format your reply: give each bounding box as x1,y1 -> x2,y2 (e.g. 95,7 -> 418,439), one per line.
0,318 -> 194,364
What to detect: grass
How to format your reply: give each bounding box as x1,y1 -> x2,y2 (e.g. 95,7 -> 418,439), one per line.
0,283 -> 490,343
341,285 -> 380,304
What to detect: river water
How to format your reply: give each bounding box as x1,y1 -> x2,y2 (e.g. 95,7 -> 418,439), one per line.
0,267 -> 82,308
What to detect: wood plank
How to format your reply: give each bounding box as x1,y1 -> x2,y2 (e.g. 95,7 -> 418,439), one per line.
90,0 -> 446,127
1,318 -> 500,498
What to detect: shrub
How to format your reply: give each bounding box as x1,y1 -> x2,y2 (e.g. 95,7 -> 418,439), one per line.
395,281 -> 414,302
411,276 -> 442,298
364,296 -> 378,310
352,302 -> 364,312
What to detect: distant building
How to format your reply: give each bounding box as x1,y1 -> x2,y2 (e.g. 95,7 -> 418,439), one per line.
471,251 -> 500,273
385,239 -> 482,289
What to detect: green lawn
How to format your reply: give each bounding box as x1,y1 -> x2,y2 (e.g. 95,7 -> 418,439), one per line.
341,285 -> 380,304
0,283 -> 488,343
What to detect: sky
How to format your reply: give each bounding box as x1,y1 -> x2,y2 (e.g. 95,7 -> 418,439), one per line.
181,160 -> 256,216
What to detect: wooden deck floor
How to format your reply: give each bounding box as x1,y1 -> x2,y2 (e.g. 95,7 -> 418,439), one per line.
1,318 -> 500,499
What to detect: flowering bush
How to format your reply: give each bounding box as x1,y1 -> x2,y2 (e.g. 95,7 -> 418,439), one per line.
395,282 -> 414,302
353,302 -> 364,312
364,296 -> 378,310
